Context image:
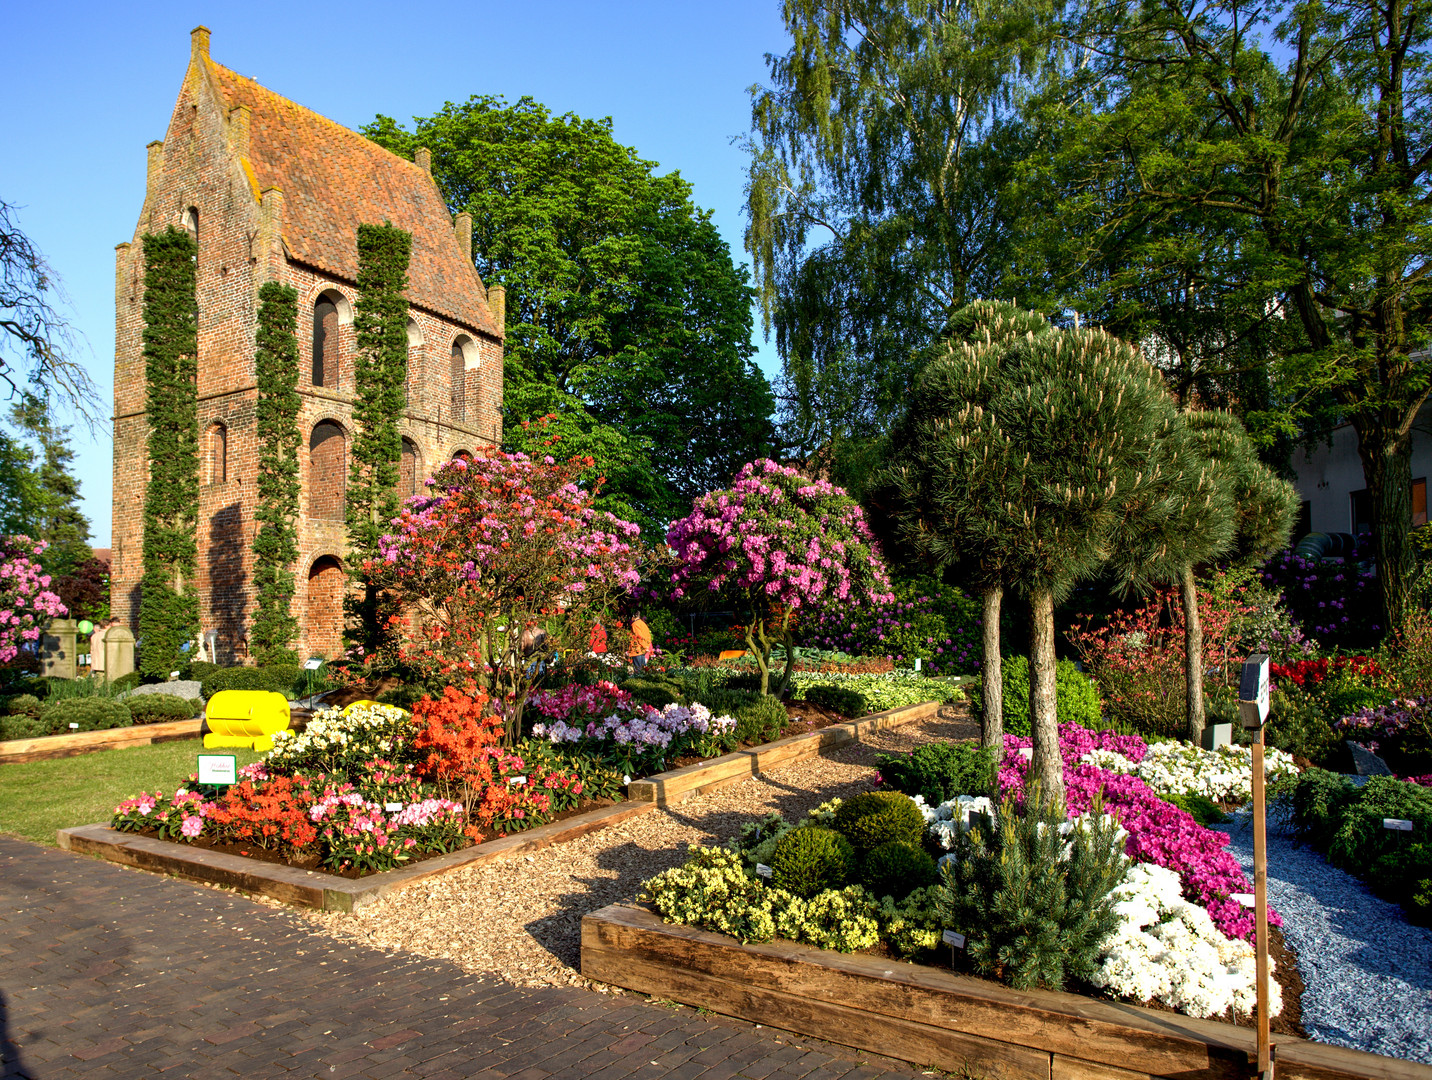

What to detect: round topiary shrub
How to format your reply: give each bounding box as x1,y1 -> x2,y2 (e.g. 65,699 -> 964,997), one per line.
124,693 -> 199,724
860,840 -> 939,900
39,698 -> 132,733
833,791 -> 926,853
770,826 -> 857,898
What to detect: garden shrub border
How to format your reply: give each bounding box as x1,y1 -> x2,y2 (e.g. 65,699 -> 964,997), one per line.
0,717 -> 204,764
56,698 -> 945,909
581,902 -> 1432,1080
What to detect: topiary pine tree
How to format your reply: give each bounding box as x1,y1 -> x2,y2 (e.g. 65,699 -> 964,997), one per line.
249,281 -> 302,663
346,223 -> 412,650
137,227 -> 200,678
870,300 -> 1053,754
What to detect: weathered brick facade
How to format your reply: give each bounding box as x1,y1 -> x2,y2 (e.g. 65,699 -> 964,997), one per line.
112,27 -> 505,663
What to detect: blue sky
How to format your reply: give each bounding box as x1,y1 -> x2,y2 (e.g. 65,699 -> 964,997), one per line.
0,1 -> 789,546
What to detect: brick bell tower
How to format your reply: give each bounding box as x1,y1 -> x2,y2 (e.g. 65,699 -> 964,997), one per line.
111,27 -> 506,663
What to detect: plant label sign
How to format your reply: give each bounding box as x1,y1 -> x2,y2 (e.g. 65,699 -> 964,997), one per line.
1238,653 -> 1271,729
1017,747 -> 1033,760
942,930 -> 966,949
508,775 -> 526,786
755,863 -> 774,879
68,723 -> 79,730
302,658 -> 324,671
1233,893 -> 1255,908
384,802 -> 403,813
1384,818 -> 1414,831
197,754 -> 238,786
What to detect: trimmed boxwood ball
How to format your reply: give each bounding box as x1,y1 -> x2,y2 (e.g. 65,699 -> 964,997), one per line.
770,826 -> 857,898
833,791 -> 926,853
38,698 -> 132,733
861,840 -> 938,900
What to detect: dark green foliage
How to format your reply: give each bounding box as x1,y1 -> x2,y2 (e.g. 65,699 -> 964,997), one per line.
7,394 -> 92,580
804,684 -> 865,718
199,665 -> 301,701
1161,793 -> 1229,827
4,693 -> 41,717
833,791 -> 926,853
1266,689 -> 1344,768
1291,769 -> 1359,849
110,673 -> 141,694
1327,778 -> 1432,876
39,697 -> 131,732
346,223 -> 411,649
999,656 -> 1102,737
860,839 -> 938,900
250,282 -> 302,662
124,693 -> 199,723
937,793 -> 1128,990
875,741 -> 996,803
138,227 -> 200,679
0,712 -> 53,740
620,677 -> 686,709
732,694 -> 788,745
770,826 -> 857,898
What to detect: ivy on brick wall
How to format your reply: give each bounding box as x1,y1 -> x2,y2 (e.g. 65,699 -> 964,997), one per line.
346,222 -> 412,648
138,227 -> 200,678
250,281 -> 302,662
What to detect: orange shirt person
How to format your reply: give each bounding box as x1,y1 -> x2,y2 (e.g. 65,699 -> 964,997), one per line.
628,612 -> 653,673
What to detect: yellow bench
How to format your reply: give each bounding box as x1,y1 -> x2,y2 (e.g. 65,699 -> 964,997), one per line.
203,690 -> 291,751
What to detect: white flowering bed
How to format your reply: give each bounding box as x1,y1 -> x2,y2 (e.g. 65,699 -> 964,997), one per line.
1091,862 -> 1281,1020
1081,741 -> 1298,803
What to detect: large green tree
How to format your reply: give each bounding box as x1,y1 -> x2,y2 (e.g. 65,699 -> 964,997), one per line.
8,393 -> 91,580
364,97 -> 774,533
1022,0 -> 1432,632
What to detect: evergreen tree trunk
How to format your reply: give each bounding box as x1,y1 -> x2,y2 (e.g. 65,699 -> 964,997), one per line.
1028,588 -> 1064,809
1357,426 -> 1416,636
980,584 -> 1003,752
1182,565 -> 1205,746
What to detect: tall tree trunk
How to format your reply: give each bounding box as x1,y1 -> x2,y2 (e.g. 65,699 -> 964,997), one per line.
1356,424 -> 1416,636
981,584 -> 1003,753
1182,566 -> 1205,746
1028,588 -> 1065,810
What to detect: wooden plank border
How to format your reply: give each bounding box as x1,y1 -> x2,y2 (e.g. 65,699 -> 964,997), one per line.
0,718 -> 204,764
581,904 -> 1432,1080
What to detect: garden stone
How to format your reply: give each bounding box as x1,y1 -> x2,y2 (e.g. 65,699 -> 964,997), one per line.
1199,722 -> 1232,750
40,619 -> 78,680
1347,740 -> 1393,776
118,680 -> 203,701
102,626 -> 135,682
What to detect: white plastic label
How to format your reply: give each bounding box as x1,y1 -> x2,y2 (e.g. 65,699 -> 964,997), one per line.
170,670 -> 180,680
303,658 -> 324,670
384,802 -> 403,813
68,723 -> 79,730
197,754 -> 238,786
1384,818 -> 1414,831
755,863 -> 774,879
942,930 -> 966,949
508,775 -> 527,786
914,658 -> 922,671
1018,747 -> 1033,760
1232,893 -> 1255,907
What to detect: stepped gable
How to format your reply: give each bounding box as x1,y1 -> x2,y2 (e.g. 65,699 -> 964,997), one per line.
206,61 -> 499,338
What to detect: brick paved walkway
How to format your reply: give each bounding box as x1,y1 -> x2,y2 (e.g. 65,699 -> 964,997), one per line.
0,838 -> 929,1080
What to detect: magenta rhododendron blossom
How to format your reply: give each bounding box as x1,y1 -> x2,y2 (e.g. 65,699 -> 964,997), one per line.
0,535 -> 67,664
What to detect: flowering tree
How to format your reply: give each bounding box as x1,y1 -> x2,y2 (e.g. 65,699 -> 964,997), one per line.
0,535 -> 66,664
371,440 -> 648,740
668,459 -> 893,696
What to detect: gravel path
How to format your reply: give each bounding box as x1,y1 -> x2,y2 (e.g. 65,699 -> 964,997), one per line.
1216,816 -> 1432,1063
307,707 -> 977,988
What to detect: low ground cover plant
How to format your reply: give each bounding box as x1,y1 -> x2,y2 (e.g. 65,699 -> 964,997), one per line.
787,670 -> 950,715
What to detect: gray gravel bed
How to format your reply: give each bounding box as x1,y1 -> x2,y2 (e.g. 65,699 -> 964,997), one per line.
117,679 -> 203,701
1215,815 -> 1432,1063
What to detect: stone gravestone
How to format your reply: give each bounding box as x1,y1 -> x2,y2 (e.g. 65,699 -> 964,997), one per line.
103,626 -> 136,683
41,619 -> 78,681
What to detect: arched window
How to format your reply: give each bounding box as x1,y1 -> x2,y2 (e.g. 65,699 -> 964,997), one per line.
450,341 -> 466,421
452,449 -> 473,463
182,206 -> 199,245
307,555 -> 345,658
309,421 -> 346,520
313,298 -> 338,388
207,422 -> 227,483
399,438 -> 421,498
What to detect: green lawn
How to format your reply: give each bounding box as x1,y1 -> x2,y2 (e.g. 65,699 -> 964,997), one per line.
0,740 -> 262,846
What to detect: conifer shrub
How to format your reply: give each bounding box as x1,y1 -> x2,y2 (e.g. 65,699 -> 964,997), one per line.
0,712 -> 53,740
833,790 -> 926,853
875,740 -> 996,803
4,693 -> 42,718
860,839 -> 938,900
642,845 -> 778,943
804,684 -> 865,717
770,826 -> 857,898
39,698 -> 132,733
998,655 -> 1102,737
124,693 -> 199,724
772,885 -> 880,951
733,694 -> 788,745
1290,768 -> 1358,849
937,791 -> 1128,990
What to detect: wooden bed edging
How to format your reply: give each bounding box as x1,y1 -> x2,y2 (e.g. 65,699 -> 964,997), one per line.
626,698 -> 943,807
59,799 -> 658,912
581,903 -> 1432,1080
0,717 -> 204,764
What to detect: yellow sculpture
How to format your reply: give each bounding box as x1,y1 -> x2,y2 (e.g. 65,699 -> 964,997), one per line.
203,690 -> 291,751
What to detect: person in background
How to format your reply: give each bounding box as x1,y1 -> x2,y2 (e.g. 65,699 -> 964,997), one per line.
89,618 -> 114,678
590,619 -> 608,655
628,609 -> 653,674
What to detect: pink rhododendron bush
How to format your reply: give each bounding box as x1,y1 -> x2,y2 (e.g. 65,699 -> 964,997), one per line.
667,459 -> 893,696
0,535 -> 66,664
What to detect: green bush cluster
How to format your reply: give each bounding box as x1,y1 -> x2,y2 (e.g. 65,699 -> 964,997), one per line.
789,671 -> 950,715
3,694 -> 42,719
1161,792 -> 1229,827
619,676 -> 687,709
860,840 -> 938,899
731,694 -> 789,745
124,693 -> 200,724
875,741 -> 995,803
803,684 -> 866,717
833,791 -> 926,853
38,698 -> 133,734
770,826 -> 857,898
200,665 -> 301,700
995,656 -> 1102,737
0,711 -> 53,740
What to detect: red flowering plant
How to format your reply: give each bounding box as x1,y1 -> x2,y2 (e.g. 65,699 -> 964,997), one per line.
370,424 -> 655,742
667,459 -> 894,697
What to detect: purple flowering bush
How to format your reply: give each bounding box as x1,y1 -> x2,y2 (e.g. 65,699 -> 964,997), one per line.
997,724 -> 1276,941
667,460 -> 893,695
1261,549 -> 1380,648
0,535 -> 67,665
531,699 -> 736,776
1335,697 -> 1432,776
803,576 -> 981,675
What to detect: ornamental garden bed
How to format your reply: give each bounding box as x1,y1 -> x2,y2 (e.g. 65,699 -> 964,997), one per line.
581,903 -> 1428,1080
0,715 -> 204,764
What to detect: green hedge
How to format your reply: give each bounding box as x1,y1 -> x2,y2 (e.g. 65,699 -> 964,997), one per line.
200,665 -> 301,700
38,698 -> 133,734
125,693 -> 200,724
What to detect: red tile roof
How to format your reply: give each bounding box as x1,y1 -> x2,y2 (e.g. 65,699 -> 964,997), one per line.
207,61 -> 499,338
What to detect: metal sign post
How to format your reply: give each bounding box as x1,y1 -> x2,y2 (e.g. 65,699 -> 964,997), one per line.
1239,654 -> 1274,1080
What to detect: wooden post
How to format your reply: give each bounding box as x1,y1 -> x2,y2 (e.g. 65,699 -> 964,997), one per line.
1252,726 -> 1273,1080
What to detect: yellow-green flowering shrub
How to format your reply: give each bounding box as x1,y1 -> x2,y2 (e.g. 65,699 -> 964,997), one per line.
876,886 -> 944,957
773,886 -> 880,951
641,846 -> 777,943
